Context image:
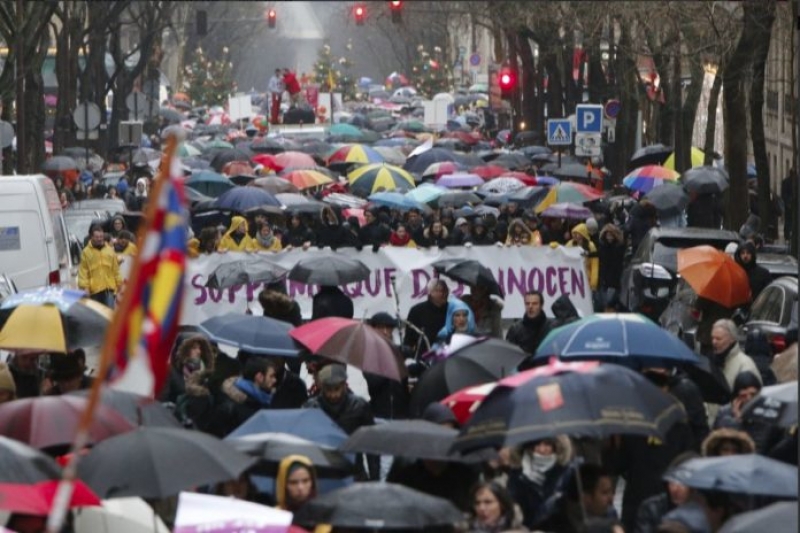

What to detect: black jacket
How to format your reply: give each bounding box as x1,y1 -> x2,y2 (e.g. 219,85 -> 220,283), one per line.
271,370 -> 309,409
598,225 -> 626,290
364,367 -> 410,420
282,225 -> 316,248
687,193 -> 723,229
387,458 -> 479,512
316,222 -> 350,250
507,312 -> 552,363
358,221 -> 391,247
668,372 -> 709,450
633,493 -> 672,533
311,286 -> 354,320
549,295 -> 580,329
187,376 -> 269,438
735,242 -> 771,300
9,366 -> 40,398
507,463 -> 569,529
403,299 -> 449,355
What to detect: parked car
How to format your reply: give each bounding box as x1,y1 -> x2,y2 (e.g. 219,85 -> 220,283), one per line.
743,276 -> 798,355
0,273 -> 17,303
620,227 -> 740,320
756,253 -> 798,281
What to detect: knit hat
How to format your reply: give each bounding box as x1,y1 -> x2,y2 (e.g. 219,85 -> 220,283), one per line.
585,217 -> 599,235
732,371 -> 762,397
0,362 -> 16,396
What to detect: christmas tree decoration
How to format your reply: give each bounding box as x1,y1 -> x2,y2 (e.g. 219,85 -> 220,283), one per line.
410,45 -> 452,97
183,47 -> 236,106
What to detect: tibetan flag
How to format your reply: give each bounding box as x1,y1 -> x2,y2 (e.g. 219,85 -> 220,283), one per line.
106,136 -> 188,397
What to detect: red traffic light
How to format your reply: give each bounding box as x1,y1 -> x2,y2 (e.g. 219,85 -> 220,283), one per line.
500,73 -> 512,85
498,67 -> 516,90
267,9 -> 276,28
355,5 -> 364,16
390,1 -> 402,23
355,4 -> 365,25
390,1 -> 402,7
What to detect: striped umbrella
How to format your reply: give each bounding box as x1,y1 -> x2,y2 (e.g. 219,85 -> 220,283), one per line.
623,165 -> 680,193
663,147 -> 705,170
535,182 -> 604,213
327,144 -> 384,166
281,169 -> 334,190
348,163 -> 416,197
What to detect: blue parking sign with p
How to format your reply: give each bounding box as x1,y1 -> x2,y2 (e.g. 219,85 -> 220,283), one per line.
576,104 -> 603,133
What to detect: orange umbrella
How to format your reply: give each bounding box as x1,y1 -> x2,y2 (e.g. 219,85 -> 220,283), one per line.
677,245 -> 750,308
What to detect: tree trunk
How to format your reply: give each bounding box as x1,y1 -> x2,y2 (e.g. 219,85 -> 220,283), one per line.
702,72 -> 722,165
672,48 -> 686,172
608,21 -> 639,182
680,55 -> 704,165
516,31 -> 538,136
1,95 -> 13,173
21,30 -> 49,174
722,4 -> 757,231
652,51 -> 673,146
748,0 -> 776,238
544,51 -> 564,118
54,5 -> 84,154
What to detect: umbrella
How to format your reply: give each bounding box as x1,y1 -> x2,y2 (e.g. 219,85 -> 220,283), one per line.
69,388 -> 181,428
213,186 -> 281,211
540,202 -> 593,220
206,257 -> 288,289
226,432 -> 353,477
718,502 -> 797,533
73,497 -> 171,533
409,336 -> 527,416
198,314 -> 299,357
0,395 -> 133,450
0,436 -> 61,483
174,491 -> 292,533
211,148 -> 256,173
329,123 -> 364,139
221,160 -> 254,177
290,318 -> 404,381
272,151 -> 317,172
43,155 -> 79,172
623,165 -> 680,193
452,360 -> 687,453
159,108 -> 185,125
368,191 -> 426,211
348,163 -> 416,196
371,146 -> 407,166
230,173 -> 258,187
664,455 -> 797,497
327,144 -> 384,165
186,170 -> 235,197
403,148 -> 459,175
250,137 -> 286,154
436,190 -> 482,207
533,313 -> 701,369
421,161 -> 466,180
405,183 -> 448,204
182,156 -> 212,171
131,148 -> 162,166
202,138 -> 235,152
441,382 -> 497,426
432,259 -> 503,297
281,169 -> 334,190
471,165 -> 512,180
664,146 -> 706,170
396,120 -> 428,133
643,182 -> 689,215
681,165 -> 730,194
77,427 -> 257,499
288,255 -> 370,286
508,186 -> 550,208
340,420 -> 486,463
227,409 -> 347,448
740,381 -> 797,428
0,480 -> 100,515
324,193 -> 369,209
293,482 -> 463,530
0,287 -> 112,353
479,177 -> 527,195
492,153 -> 531,170
677,246 -> 750,308
250,176 -> 300,195
435,172 -> 484,189
178,143 -> 202,158
535,182 -> 604,213
297,139 -> 334,157
629,144 -> 673,169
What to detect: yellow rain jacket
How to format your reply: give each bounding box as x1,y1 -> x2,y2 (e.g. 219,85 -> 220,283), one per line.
78,243 -> 123,294
218,216 -> 256,252
567,223 -> 599,290
275,454 -> 318,511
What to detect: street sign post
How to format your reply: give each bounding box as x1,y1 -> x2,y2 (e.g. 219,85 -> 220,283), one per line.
575,132 -> 602,157
126,91 -> 151,120
575,104 -> 603,133
547,119 -> 572,168
73,102 -> 102,167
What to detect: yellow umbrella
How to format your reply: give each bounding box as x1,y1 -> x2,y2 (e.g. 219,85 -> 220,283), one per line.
348,163 -> 416,196
663,147 -> 705,170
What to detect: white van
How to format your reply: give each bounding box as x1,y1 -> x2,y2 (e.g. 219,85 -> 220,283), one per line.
0,175 -> 73,290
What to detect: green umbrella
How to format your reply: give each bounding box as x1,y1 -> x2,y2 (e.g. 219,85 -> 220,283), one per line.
178,143 -> 202,158
330,123 -> 363,138
396,120 -> 428,133
405,183 -> 447,204
203,139 -> 234,152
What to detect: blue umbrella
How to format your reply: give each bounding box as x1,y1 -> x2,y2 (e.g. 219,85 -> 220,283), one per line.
213,186 -> 281,212
664,455 -> 797,497
198,313 -> 299,357
534,313 -> 701,368
368,191 -> 426,211
228,408 -> 347,446
185,170 -> 234,197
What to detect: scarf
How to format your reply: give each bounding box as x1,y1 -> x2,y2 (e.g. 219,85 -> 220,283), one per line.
234,377 -> 273,407
521,451 -> 557,486
389,231 -> 411,247
713,341 -> 736,368
522,310 -> 547,330
257,232 -> 276,249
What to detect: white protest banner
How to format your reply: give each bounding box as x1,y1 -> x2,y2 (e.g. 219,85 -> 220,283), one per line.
180,246 -> 592,326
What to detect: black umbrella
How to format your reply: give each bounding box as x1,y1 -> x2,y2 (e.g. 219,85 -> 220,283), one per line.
213,186 -> 281,212
403,148 -> 458,175
629,143 -> 673,170
69,388 -> 181,428
77,427 -> 257,499
228,174 -> 257,186
507,185 -> 549,208
433,259 -> 503,297
740,381 -> 797,428
340,420 -> 490,463
664,455 -> 797,498
718,502 -> 797,533
205,257 -> 288,290
552,163 -> 592,181
225,432 -> 353,478
519,145 -> 552,158
288,255 -> 371,286
293,482 -> 464,529
491,153 -> 531,170
409,337 -> 527,417
198,313 -> 300,357
0,435 -> 61,483
452,361 -> 687,453
643,183 -> 689,215
681,166 -> 729,194
250,137 -> 286,154
210,148 -> 255,172
436,191 -> 482,208
42,155 -> 79,173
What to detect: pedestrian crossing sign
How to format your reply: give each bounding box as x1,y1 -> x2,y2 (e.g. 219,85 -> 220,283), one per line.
547,119 -> 572,146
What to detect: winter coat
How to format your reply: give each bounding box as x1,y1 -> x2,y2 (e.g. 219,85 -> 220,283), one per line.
218,216 -> 256,252
189,376 -> 271,438
403,299 -> 449,355
77,242 -> 122,295
281,223 -> 316,248
387,458 -> 479,512
687,193 -> 722,229
271,369 -> 309,409
734,242 -> 771,300
364,348 -> 410,420
633,493 -> 673,533
259,290 -> 303,326
462,294 -> 503,338
772,343 -> 798,383
358,221 -> 391,248
714,342 -> 762,389
311,286 -> 354,320
567,223 -> 599,290
419,226 -> 450,248
316,209 -> 350,249
161,335 -> 215,404
436,298 -> 477,343
505,218 -> 538,246
549,295 -> 580,329
668,372 -> 710,450
507,311 -> 552,362
701,427 -> 756,456
598,224 -> 626,290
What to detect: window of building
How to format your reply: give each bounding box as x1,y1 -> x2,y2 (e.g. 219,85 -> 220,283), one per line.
766,90 -> 779,114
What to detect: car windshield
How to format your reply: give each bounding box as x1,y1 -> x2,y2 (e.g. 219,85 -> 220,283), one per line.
65,213 -> 100,239
650,237 -> 735,272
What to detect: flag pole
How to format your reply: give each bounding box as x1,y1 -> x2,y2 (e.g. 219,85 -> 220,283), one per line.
46,134 -> 180,533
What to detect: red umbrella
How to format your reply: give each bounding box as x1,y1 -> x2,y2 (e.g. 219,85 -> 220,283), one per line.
0,479 -> 100,515
252,153 -> 276,168
273,151 -> 317,172
471,165 -> 507,180
290,318 -> 405,381
0,395 -> 134,450
500,171 -> 539,186
440,383 -> 497,426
